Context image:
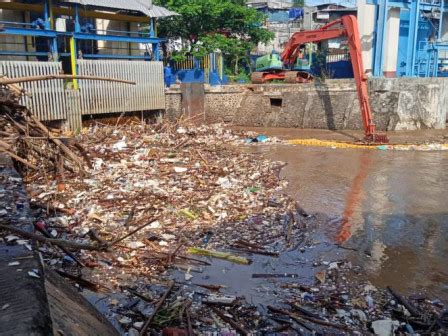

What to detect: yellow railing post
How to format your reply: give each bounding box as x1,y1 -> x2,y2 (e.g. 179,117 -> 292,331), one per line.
70,37 -> 78,90
48,0 -> 54,28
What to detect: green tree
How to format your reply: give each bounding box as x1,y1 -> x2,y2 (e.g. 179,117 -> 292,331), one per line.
154,0 -> 274,74
292,0 -> 305,7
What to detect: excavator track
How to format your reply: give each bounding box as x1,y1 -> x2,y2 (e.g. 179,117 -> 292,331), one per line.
251,72 -> 265,84
284,71 -> 314,84
284,71 -> 299,84
297,71 -> 314,83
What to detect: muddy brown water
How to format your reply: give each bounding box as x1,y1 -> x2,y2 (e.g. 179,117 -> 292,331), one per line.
258,144 -> 448,301
84,139 -> 447,332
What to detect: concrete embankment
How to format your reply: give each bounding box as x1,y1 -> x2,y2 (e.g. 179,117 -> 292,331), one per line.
0,154 -> 118,336
0,154 -> 52,335
166,78 -> 448,131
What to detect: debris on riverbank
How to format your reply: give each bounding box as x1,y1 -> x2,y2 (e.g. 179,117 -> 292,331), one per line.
1,119 -> 447,335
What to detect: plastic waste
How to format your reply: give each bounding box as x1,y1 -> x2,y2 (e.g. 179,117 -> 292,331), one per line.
245,134 -> 269,143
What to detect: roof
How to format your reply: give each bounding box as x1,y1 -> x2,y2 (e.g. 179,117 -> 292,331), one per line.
62,0 -> 178,18
247,0 -> 293,10
315,3 -> 349,10
320,7 -> 357,12
149,5 -> 180,18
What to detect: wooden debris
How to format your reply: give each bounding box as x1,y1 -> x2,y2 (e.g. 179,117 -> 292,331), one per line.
209,306 -> 249,336
124,205 -> 137,230
187,247 -> 251,265
252,273 -> 298,278
268,305 -> 350,331
268,307 -> 315,332
139,280 -> 175,335
0,74 -> 135,176
55,269 -> 109,292
186,306 -> 194,336
109,216 -> 159,247
123,287 -> 153,303
194,283 -> 226,292
0,74 -> 136,86
0,224 -> 103,251
387,286 -> 420,317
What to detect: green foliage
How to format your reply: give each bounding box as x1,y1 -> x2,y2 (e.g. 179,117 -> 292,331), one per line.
314,48 -> 334,81
225,68 -> 251,83
292,0 -> 305,7
155,0 -> 274,74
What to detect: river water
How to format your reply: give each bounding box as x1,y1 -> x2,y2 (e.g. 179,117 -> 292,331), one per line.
258,143 -> 448,301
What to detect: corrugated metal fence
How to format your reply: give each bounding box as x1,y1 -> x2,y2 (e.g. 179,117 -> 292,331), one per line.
77,60 -> 165,115
0,60 -> 165,129
0,61 -> 67,121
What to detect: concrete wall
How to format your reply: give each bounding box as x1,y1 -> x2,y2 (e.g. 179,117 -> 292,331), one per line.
357,0 -> 375,74
165,78 -> 448,131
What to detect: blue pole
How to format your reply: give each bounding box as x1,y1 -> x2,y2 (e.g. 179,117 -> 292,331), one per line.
149,18 -> 155,37
149,18 -> 160,61
433,48 -> 438,76
152,43 -> 159,61
74,4 -> 81,33
434,0 -> 444,76
405,0 -> 420,76
44,0 -> 51,29
373,0 -> 388,76
44,0 -> 58,60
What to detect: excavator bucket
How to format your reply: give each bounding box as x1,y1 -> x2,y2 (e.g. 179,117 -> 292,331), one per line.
364,133 -> 389,144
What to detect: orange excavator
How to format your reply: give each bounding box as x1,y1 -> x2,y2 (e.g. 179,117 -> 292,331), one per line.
251,15 -> 388,143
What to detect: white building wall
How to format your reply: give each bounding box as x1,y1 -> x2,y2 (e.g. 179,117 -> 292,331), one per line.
95,18 -> 145,57
383,8 -> 400,77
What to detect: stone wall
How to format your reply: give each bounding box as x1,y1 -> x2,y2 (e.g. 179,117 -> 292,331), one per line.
165,78 -> 448,131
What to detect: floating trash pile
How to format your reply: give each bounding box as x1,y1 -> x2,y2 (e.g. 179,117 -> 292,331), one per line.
1,120 -> 446,335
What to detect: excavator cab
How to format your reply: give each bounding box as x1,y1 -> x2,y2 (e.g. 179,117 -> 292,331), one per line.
254,52 -> 283,72
292,43 -> 315,72
293,57 -> 311,71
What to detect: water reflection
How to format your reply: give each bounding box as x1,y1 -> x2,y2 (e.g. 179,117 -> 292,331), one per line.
336,152 -> 372,244
260,144 -> 448,300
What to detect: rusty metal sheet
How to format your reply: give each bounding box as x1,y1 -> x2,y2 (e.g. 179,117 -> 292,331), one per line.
181,83 -> 205,122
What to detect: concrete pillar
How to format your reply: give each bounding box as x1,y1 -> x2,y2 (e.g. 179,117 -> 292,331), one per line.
383,8 -> 400,77
304,6 -> 316,30
357,0 -> 376,74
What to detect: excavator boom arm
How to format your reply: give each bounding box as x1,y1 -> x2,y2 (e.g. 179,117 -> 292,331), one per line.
280,15 -> 378,141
